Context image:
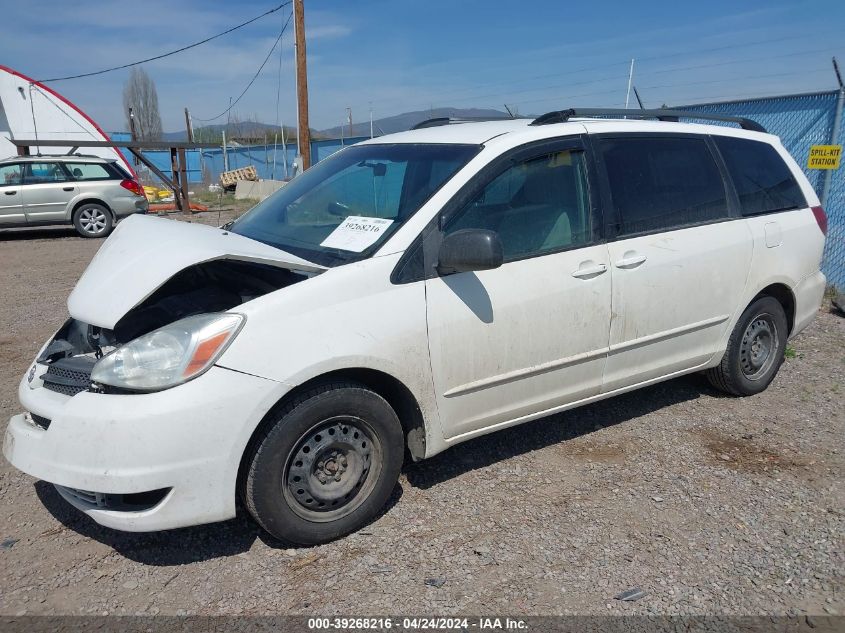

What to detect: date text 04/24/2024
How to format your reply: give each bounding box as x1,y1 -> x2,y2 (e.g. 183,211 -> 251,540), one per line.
307,617 -> 528,630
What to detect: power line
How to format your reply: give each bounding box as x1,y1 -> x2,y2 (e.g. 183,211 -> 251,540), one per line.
349,35 -> 842,117
392,47 -> 828,120
194,10 -> 293,122
344,35 -> 833,115
450,34 -> 826,103
275,6 -> 287,129
507,66 -> 835,110
648,46 -> 842,75
38,1 -> 292,82
640,67 -> 832,92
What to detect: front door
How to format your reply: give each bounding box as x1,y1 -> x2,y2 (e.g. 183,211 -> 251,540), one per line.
425,140 -> 612,440
595,134 -> 753,392
0,163 -> 25,224
21,162 -> 77,223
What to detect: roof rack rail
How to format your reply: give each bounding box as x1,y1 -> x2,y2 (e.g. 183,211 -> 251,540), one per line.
10,152 -> 107,160
411,116 -> 519,130
529,108 -> 766,133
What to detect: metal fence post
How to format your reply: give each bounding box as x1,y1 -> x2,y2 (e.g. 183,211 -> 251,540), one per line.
821,87 -> 844,208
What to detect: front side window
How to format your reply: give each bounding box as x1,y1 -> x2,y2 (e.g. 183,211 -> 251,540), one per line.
231,143 -> 479,266
445,149 -> 592,261
713,136 -> 806,216
600,136 -> 729,236
66,162 -> 113,181
0,164 -> 22,186
22,162 -> 67,184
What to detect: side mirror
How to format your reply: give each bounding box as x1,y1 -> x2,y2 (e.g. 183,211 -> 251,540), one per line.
436,229 -> 504,276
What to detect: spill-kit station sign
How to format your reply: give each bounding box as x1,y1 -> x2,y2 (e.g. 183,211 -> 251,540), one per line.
807,145 -> 841,169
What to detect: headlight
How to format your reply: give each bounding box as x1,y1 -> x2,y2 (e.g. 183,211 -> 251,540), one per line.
91,313 -> 244,392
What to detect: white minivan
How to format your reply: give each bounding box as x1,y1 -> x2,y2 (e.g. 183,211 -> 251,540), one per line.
3,109 -> 828,544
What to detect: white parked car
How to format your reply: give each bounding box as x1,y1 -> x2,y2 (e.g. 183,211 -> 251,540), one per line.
3,109 -> 827,544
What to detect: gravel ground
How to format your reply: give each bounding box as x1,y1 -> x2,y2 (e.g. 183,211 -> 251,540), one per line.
0,213 -> 842,617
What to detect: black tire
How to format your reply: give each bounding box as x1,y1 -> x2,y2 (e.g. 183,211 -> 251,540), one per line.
243,381 -> 404,545
706,296 -> 788,396
72,203 -> 113,238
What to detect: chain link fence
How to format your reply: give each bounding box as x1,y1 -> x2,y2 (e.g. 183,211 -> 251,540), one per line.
679,90 -> 844,289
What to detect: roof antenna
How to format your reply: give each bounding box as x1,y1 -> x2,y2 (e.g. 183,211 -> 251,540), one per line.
503,104 -> 515,118
633,86 -> 645,110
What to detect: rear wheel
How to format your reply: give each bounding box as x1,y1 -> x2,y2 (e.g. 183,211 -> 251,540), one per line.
73,203 -> 113,238
243,382 -> 404,545
706,296 -> 788,396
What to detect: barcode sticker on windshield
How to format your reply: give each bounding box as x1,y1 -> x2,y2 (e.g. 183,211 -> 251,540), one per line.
320,216 -> 394,252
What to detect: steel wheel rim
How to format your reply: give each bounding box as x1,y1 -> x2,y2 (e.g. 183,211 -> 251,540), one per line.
739,313 -> 778,380
79,208 -> 108,234
282,416 -> 382,522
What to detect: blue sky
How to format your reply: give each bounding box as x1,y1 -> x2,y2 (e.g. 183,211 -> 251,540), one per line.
2,0 -> 844,133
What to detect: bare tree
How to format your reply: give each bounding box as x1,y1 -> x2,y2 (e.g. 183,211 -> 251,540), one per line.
123,68 -> 163,141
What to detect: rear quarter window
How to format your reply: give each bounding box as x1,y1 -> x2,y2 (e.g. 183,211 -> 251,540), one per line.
66,163 -> 115,181
713,136 -> 807,216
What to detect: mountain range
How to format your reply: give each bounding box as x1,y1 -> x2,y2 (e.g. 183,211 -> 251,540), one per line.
163,107 -> 515,142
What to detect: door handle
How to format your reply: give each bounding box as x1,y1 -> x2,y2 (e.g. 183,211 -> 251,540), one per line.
571,262 -> 608,279
615,254 -> 647,269
62,186 -> 74,191
4,190 -> 16,195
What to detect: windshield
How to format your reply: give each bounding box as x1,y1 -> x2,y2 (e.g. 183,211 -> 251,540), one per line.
230,143 -> 480,266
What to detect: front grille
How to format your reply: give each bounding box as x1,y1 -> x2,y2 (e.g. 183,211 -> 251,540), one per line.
41,356 -> 94,397
30,413 -> 51,430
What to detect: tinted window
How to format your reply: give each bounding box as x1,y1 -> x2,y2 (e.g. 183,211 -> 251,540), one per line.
446,149 -> 591,261
22,162 -> 67,184
66,162 -> 113,181
714,136 -> 806,215
600,137 -> 728,236
0,164 -> 22,186
231,143 -> 478,267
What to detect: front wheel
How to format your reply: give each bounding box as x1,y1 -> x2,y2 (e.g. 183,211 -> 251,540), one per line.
706,296 -> 788,396
243,382 -> 404,545
72,203 -> 113,238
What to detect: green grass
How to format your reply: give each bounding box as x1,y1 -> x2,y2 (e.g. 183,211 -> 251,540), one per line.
784,346 -> 797,359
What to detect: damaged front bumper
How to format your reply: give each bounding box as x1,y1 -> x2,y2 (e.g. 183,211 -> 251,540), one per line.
4,365 -> 286,532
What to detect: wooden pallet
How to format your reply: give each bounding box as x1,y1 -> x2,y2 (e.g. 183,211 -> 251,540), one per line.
219,165 -> 258,187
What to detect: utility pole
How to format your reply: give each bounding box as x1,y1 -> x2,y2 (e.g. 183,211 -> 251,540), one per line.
128,107 -> 137,142
128,107 -> 139,165
184,108 -> 194,142
294,0 -> 311,170
281,125 -> 289,179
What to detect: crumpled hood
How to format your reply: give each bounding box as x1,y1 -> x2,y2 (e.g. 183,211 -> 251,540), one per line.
68,214 -> 326,329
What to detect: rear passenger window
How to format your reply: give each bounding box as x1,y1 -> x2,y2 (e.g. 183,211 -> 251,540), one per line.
600,137 -> 728,236
713,136 -> 806,216
22,163 -> 67,184
66,163 -> 113,181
